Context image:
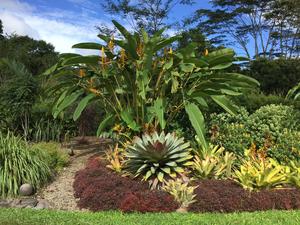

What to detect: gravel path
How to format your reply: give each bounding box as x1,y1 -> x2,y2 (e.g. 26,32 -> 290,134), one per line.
38,141 -> 110,211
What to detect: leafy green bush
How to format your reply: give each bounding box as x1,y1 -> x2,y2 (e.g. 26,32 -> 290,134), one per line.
234,92 -> 300,113
247,104 -> 300,146
0,132 -> 51,197
31,142 -> 69,173
125,132 -> 193,189
209,108 -> 251,156
209,105 -> 300,163
249,58 -> 300,95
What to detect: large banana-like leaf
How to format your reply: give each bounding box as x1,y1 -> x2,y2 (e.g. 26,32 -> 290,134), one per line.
211,95 -> 238,115
96,114 -> 114,136
153,36 -> 181,52
120,109 -> 140,131
153,98 -> 166,130
204,48 -> 235,66
72,42 -> 104,50
62,55 -> 100,66
112,20 -> 139,59
185,103 -> 208,150
53,90 -> 84,118
73,94 -> 96,121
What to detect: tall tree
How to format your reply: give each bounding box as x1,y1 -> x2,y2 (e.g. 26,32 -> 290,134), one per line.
186,0 -> 299,59
101,0 -> 194,34
0,20 -> 3,38
265,0 -> 300,58
0,35 -> 58,76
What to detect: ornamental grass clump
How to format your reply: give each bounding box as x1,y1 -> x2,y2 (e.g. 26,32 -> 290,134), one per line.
0,132 -> 51,197
125,132 -> 193,189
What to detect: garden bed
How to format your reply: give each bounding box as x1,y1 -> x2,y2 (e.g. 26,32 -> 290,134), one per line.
74,156 -> 300,213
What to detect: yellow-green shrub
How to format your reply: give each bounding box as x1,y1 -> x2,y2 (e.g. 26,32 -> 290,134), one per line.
32,142 -> 69,173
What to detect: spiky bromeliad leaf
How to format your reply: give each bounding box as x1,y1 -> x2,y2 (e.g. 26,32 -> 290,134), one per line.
125,132 -> 193,189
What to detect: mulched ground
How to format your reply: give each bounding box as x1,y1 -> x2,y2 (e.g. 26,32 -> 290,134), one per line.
74,156 -> 300,213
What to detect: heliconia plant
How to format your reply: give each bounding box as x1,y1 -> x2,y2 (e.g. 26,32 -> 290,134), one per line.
45,20 -> 259,149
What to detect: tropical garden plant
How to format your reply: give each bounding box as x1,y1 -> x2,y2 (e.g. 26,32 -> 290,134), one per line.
287,82 -> 300,100
192,144 -> 236,179
45,20 -> 259,149
234,147 -> 288,191
162,178 -> 198,209
124,132 -> 193,189
31,142 -> 70,173
0,132 -> 51,197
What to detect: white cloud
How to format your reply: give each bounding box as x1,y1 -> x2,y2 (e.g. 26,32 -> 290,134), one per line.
0,0 -> 108,53
0,0 -> 35,13
0,11 -> 40,38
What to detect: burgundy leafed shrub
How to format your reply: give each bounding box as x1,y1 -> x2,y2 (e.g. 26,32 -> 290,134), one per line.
73,156 -> 178,212
189,179 -> 300,213
74,156 -> 300,213
120,192 -> 178,213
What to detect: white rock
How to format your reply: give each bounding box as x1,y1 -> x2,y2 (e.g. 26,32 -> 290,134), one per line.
19,184 -> 34,196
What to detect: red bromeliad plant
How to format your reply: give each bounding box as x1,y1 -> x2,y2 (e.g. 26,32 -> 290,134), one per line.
46,20 -> 259,148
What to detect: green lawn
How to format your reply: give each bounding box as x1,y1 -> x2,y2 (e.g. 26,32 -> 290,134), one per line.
0,208 -> 300,225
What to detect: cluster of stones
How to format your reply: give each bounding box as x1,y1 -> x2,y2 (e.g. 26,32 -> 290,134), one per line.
0,198 -> 49,209
0,183 -> 50,210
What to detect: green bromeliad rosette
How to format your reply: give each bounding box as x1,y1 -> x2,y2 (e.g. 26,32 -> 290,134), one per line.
124,132 -> 193,189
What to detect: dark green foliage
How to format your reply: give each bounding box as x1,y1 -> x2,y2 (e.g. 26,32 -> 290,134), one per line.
0,19 -> 3,38
0,132 -> 51,197
235,92 -> 300,113
0,29 -> 72,141
0,59 -> 38,139
249,58 -> 300,95
209,105 -> 300,163
0,35 -> 58,76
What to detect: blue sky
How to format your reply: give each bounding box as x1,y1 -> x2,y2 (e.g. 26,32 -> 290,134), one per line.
0,0 -> 212,53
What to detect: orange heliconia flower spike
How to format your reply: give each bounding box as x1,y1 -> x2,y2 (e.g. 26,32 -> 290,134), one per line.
89,88 -> 100,95
79,69 -> 85,78
120,48 -> 126,66
101,46 -> 106,69
108,35 -> 114,52
204,49 -> 209,56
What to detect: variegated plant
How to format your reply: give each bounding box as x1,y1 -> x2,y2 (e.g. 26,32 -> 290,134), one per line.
193,144 -> 236,179
125,132 -> 193,189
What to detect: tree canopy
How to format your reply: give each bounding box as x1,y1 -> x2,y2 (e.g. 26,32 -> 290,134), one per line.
101,0 -> 194,34
0,34 -> 58,76
186,0 -> 300,59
